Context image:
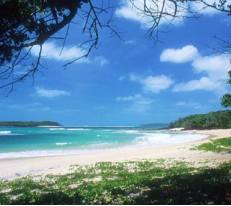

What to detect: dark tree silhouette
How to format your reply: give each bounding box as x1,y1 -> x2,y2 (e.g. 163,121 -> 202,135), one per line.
0,0 -> 117,91
0,0 -> 84,90
0,0 -> 231,92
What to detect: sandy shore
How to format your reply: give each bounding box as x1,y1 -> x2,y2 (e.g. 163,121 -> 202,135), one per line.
0,129 -> 231,180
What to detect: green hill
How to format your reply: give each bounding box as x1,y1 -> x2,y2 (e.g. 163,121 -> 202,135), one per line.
0,121 -> 61,127
139,123 -> 169,129
169,110 -> 231,130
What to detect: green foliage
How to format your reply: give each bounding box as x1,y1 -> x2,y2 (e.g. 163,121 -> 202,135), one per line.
170,110 -> 231,130
0,0 -> 83,64
196,137 -> 231,153
139,123 -> 168,129
221,94 -> 231,107
0,121 -> 61,127
0,160 -> 231,204
221,71 -> 231,107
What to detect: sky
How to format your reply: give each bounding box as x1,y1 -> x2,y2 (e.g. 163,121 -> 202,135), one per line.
1,0 -> 231,126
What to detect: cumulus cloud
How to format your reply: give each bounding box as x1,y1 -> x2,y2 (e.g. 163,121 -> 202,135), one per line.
115,0 -> 150,26
160,44 -> 231,94
173,77 -> 225,92
190,0 -> 221,16
31,42 -> 110,67
192,54 -> 230,80
31,42 -> 89,63
36,87 -> 71,98
116,0 -> 186,28
129,74 -> 174,93
173,53 -> 230,93
116,0 -> 221,29
142,75 -> 174,93
160,45 -> 199,63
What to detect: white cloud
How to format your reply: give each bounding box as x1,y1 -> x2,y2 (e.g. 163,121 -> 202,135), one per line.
161,44 -> 231,94
116,0 -> 186,28
31,42 -> 89,63
160,45 -> 199,63
36,87 -> 71,98
173,77 -> 226,93
192,54 -> 230,80
129,74 -> 174,93
116,0 -> 223,28
31,42 -> 109,67
116,0 -> 149,26
173,77 -> 213,92
190,1 -> 222,16
173,53 -> 230,93
142,75 -> 174,93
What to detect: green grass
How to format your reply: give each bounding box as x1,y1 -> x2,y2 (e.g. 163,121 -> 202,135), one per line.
196,137 -> 231,153
0,160 -> 231,204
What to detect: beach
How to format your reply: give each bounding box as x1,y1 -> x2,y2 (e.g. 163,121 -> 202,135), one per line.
0,129 -> 231,180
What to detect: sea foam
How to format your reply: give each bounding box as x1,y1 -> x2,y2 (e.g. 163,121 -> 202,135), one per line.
49,128 -> 89,131
49,128 -> 66,131
134,131 -> 207,146
0,128 -> 208,159
0,131 -> 23,136
55,142 -> 72,146
0,131 -> 12,135
66,128 -> 89,131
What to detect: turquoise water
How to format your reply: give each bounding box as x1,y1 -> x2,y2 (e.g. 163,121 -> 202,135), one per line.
0,127 -> 138,152
0,126 -> 207,158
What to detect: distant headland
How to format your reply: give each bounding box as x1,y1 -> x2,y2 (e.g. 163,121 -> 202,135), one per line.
139,123 -> 169,129
0,121 -> 61,127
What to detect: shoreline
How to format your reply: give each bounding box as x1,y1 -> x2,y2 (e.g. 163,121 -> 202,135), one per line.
0,129 -> 231,180
0,129 -> 208,160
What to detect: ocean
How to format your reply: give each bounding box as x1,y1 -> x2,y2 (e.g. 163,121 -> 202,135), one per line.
0,126 -> 207,159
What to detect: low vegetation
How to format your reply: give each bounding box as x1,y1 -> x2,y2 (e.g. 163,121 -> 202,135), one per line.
170,110 -> 231,130
0,121 -> 61,127
196,137 -> 231,153
0,160 -> 231,204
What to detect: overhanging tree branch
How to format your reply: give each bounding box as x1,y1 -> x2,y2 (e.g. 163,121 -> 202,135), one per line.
1,0 -> 231,92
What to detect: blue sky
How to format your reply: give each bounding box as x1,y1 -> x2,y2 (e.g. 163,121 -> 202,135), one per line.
1,0 -> 231,126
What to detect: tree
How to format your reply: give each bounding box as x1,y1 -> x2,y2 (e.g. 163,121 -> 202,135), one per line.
221,71 -> 231,107
0,0 -> 117,91
1,0 -> 231,92
1,0 -> 82,89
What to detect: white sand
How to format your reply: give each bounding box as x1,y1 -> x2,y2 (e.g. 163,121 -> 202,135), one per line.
0,129 -> 231,180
